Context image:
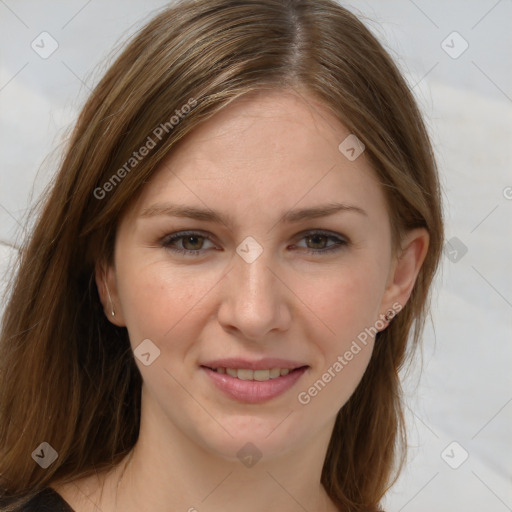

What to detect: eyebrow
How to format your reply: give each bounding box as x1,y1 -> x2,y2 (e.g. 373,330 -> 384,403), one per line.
140,201 -> 367,227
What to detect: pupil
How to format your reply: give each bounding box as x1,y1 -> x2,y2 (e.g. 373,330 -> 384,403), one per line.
308,234 -> 326,249
184,236 -> 202,250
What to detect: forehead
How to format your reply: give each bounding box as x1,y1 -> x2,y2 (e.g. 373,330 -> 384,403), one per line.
129,89 -> 388,224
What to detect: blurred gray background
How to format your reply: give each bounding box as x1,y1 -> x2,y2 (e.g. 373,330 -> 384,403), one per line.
1,1 -> 511,510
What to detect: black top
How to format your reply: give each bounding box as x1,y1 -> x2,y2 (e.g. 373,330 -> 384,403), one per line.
9,487 -> 74,511
2,487 -> 386,511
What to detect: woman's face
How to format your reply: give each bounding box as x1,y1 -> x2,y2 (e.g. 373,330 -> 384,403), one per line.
101,89 -> 426,463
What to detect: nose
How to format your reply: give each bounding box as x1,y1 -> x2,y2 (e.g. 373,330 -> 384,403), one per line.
217,248 -> 291,341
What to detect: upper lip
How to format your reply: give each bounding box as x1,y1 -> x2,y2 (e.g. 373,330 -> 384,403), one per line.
200,358 -> 308,371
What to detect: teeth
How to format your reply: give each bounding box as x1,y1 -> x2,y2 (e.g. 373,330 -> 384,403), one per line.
269,368 -> 281,378
212,367 -> 296,381
226,368 -> 238,378
254,369 -> 270,381
237,369 -> 253,380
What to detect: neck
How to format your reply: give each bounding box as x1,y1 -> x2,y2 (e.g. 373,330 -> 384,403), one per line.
54,387 -> 340,512
108,400 -> 337,512
111,424 -> 338,511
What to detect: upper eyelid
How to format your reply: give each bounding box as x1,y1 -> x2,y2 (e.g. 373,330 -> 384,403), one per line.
163,229 -> 348,247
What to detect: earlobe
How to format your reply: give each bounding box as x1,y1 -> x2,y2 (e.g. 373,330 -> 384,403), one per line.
381,227 -> 430,314
94,261 -> 126,327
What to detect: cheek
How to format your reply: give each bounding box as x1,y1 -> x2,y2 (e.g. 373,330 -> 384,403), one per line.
294,267 -> 384,412
297,259 -> 387,343
292,255 -> 387,394
116,255 -> 218,348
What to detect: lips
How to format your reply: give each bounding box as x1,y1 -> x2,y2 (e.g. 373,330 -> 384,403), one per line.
200,357 -> 309,403
200,357 -> 307,371
211,367 -> 294,381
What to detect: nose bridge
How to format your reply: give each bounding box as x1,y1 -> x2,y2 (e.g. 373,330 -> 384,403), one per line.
232,234 -> 276,298
218,240 -> 288,338
237,250 -> 275,302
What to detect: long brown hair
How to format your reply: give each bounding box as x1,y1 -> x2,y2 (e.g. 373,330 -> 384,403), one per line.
0,1 -> 443,510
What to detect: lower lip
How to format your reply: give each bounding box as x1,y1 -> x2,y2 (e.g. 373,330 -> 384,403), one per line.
201,366 -> 308,404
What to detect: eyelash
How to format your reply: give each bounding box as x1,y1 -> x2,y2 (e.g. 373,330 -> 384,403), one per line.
161,230 -> 348,256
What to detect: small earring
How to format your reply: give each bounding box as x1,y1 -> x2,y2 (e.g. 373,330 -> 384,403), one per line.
384,309 -> 395,322
105,284 -> 115,317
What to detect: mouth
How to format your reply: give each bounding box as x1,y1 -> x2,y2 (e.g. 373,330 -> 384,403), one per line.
199,359 -> 309,403
202,366 -> 307,381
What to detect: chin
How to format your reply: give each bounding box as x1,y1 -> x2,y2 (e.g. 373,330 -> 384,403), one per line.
187,412 -> 311,464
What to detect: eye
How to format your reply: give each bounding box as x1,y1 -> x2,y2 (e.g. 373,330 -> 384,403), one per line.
293,230 -> 348,255
161,231 -> 216,256
161,230 -> 348,257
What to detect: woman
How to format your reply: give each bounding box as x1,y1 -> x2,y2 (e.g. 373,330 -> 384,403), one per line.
0,0 -> 443,510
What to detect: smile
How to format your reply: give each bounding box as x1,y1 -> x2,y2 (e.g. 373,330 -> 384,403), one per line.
200,364 -> 309,403
207,367 -> 295,381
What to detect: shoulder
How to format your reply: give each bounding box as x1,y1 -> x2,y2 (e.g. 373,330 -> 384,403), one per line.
0,487 -> 74,512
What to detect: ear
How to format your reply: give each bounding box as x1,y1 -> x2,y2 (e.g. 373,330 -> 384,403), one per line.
95,260 -> 126,327
380,227 -> 429,315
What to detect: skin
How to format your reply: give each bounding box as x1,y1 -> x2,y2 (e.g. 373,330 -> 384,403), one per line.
53,89 -> 428,512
